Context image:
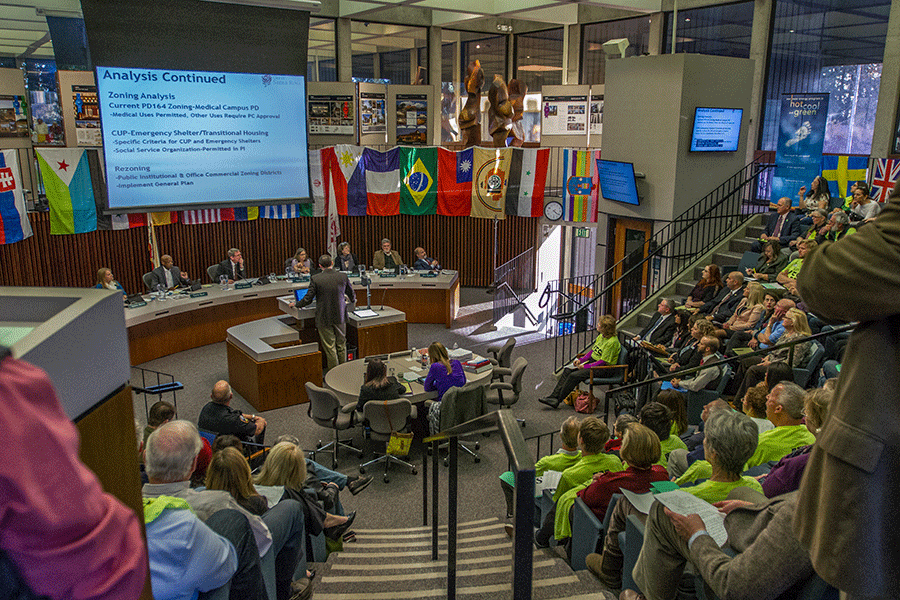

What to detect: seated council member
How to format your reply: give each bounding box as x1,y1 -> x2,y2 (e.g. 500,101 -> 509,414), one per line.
372,238 -> 404,270
414,247 -> 441,271
336,242 -> 359,273
290,248 -> 313,275
150,254 -> 191,289
95,267 -> 126,297
216,248 -> 246,282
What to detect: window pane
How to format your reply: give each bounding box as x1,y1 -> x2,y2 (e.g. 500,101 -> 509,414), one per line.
380,49 -> 413,85
663,1 -> 754,58
515,28 -> 563,93
459,33 -> 507,93
581,16 -> 651,85
308,18 -> 336,82
760,0 -> 889,153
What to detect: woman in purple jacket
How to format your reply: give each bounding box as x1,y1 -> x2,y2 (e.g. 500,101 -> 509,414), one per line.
424,342 -> 467,434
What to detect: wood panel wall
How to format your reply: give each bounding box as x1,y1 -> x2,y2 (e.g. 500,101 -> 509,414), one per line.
0,211 -> 539,292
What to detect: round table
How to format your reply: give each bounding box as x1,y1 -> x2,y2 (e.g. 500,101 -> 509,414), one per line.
325,351 -> 494,405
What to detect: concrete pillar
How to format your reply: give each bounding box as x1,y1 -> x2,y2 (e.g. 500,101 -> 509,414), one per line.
429,26 -> 442,87
871,0 -> 900,156
565,24 -> 580,84
506,33 -> 515,83
336,17 -> 352,82
648,12 -> 665,56
746,0 -> 774,162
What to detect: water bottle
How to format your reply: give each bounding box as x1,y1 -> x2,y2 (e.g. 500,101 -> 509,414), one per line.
156,284 -> 167,301
410,347 -> 417,360
452,342 -> 458,350
219,274 -> 228,291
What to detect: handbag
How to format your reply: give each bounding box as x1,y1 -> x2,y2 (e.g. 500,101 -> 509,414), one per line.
574,391 -> 599,414
383,401 -> 413,456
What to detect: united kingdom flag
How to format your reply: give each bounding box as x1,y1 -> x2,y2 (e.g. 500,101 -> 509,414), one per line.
871,158 -> 900,203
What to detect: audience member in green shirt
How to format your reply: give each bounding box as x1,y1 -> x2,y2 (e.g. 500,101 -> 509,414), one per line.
683,409 -> 762,502
746,382 -> 816,468
535,417 -> 622,547
499,416 -> 581,517
639,400 -> 687,467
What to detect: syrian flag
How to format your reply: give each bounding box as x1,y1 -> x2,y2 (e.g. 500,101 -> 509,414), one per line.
505,147 -> 550,217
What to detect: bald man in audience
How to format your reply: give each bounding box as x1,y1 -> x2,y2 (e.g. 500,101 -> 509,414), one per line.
198,380 -> 266,446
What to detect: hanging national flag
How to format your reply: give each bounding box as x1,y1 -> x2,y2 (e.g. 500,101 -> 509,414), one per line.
228,207 -> 259,221
0,150 -> 33,244
470,147 -> 510,220
327,174 -> 341,258
562,149 -> 599,222
110,213 -> 147,230
36,148 -> 98,235
505,147 -> 550,217
364,148 -> 400,216
437,147 -> 473,216
323,144 -> 365,216
149,212 -> 177,226
399,147 -> 437,215
263,204 -> 304,219
307,148 -> 326,217
821,155 -> 867,199
870,158 -> 900,203
181,209 -> 224,224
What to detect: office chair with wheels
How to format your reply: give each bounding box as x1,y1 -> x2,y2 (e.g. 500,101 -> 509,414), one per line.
304,382 -> 362,468
359,398 -> 417,483
486,337 -> 516,381
207,265 -> 220,282
428,381 -> 488,465
142,272 -> 154,291
486,357 -> 527,426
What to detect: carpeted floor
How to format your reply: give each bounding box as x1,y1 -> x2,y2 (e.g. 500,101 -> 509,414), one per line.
133,287 -> 610,533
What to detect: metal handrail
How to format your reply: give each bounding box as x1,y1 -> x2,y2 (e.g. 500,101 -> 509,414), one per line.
543,158 -> 774,369
612,323 -> 856,396
422,410 -> 534,600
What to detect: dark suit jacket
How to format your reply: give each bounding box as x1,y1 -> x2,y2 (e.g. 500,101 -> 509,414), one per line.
638,312 -> 676,345
296,268 -> 356,327
764,211 -> 802,247
216,258 -> 245,281
704,285 -> 745,321
149,265 -> 190,289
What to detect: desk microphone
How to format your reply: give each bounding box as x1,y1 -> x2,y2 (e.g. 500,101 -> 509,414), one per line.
380,287 -> 388,310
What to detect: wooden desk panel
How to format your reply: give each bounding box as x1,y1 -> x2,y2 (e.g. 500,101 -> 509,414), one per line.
348,319 -> 408,357
226,340 -> 322,411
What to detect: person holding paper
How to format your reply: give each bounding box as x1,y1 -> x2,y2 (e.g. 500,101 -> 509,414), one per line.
628,491 -> 813,600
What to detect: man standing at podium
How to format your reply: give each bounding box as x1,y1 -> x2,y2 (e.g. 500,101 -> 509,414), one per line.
294,254 -> 356,372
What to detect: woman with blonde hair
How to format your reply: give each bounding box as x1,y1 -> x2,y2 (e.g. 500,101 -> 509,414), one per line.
255,442 -> 356,541
205,447 -> 268,515
94,267 -> 126,297
718,281 -> 766,338
539,315 -> 621,408
733,308 -> 813,401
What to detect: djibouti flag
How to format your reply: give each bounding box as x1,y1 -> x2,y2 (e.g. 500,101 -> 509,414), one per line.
36,149 -> 98,235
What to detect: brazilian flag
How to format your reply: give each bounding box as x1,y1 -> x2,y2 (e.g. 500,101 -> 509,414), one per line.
399,147 -> 437,215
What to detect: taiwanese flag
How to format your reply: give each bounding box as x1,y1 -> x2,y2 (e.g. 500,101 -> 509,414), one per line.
437,147 -> 473,216
363,148 -> 400,216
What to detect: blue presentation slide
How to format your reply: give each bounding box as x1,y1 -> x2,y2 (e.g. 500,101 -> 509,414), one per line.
96,66 -> 309,210
690,107 -> 742,152
598,160 -> 639,205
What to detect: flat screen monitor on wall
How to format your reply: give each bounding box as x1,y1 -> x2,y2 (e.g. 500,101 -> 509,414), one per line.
690,107 -> 743,152
95,66 -> 310,213
597,159 -> 640,206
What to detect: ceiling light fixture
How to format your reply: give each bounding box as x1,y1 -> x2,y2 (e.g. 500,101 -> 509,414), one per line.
496,23 -> 512,33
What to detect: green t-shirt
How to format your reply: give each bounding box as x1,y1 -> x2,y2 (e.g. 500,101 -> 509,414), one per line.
781,258 -> 804,279
746,424 -> 816,468
675,459 -> 713,485
657,434 -> 688,467
684,476 -> 763,503
534,450 -> 581,477
591,334 -> 621,365
553,452 -> 624,501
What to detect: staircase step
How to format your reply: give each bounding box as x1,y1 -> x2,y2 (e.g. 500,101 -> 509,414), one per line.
746,225 -> 766,238
675,281 -> 695,298
312,517 -> 603,599
730,237 -> 754,253
713,251 -> 743,270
